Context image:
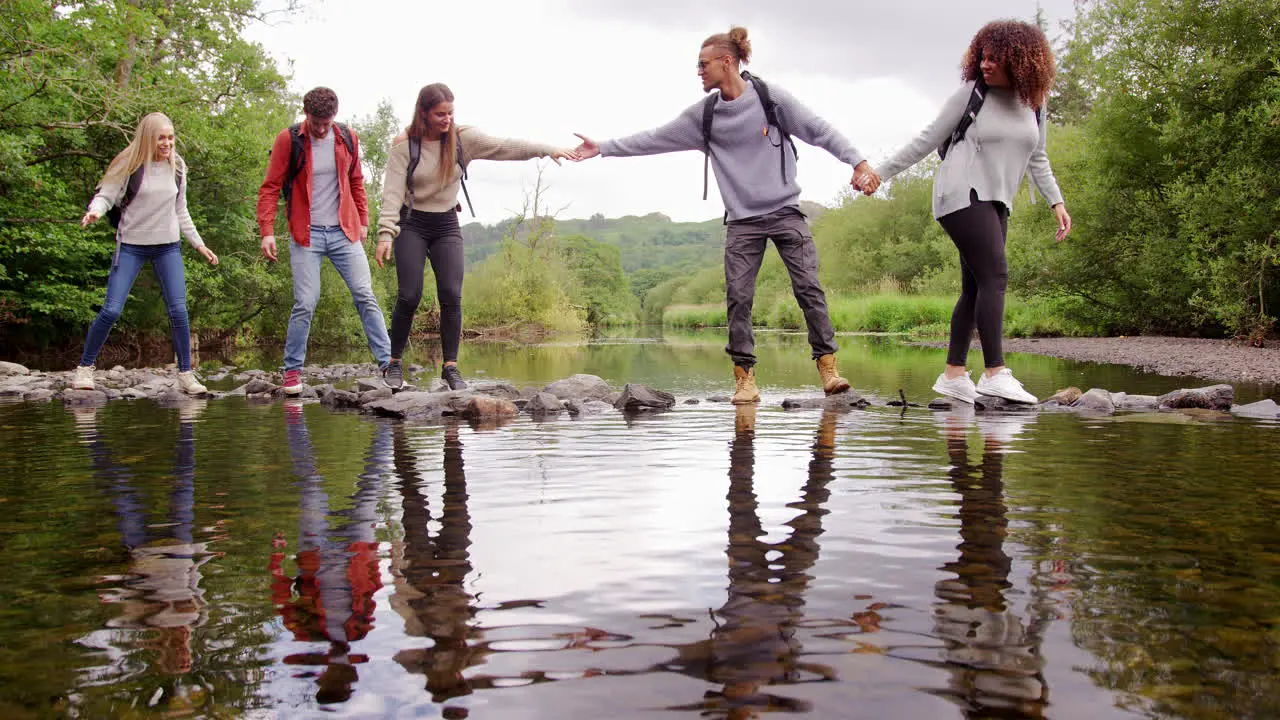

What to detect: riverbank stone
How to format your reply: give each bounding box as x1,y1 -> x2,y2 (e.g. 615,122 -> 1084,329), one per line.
1158,384 -> 1234,411
0,361 -> 30,376
1231,399 -> 1280,419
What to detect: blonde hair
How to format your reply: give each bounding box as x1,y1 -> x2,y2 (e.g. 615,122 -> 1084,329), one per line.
702,26 -> 752,65
99,112 -> 182,189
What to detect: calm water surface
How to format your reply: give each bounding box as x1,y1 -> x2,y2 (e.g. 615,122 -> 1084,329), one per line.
1,332 -> 1277,719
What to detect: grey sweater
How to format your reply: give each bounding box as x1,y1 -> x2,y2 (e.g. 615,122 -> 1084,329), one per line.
878,81 -> 1064,219
88,160 -> 204,247
600,80 -> 866,222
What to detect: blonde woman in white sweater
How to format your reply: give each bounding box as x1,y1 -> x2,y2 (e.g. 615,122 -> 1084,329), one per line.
75,112 -> 218,394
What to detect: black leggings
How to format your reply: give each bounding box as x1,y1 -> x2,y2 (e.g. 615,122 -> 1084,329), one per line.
390,209 -> 465,363
937,189 -> 1009,369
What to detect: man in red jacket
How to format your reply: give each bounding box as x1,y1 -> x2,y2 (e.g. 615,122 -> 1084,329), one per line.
257,87 -> 392,394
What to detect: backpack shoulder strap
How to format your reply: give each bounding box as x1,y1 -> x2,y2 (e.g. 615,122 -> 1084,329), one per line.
404,136 -> 421,209
743,71 -> 797,184
334,122 -> 355,155
120,166 -> 146,210
455,133 -> 474,217
701,93 -> 717,200
282,123 -> 305,208
940,78 -> 987,160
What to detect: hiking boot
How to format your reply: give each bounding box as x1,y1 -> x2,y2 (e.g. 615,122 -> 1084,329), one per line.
177,371 -> 207,395
731,365 -> 760,405
383,359 -> 404,390
71,365 -> 96,391
932,371 -> 979,404
442,364 -> 468,391
976,368 -> 1038,404
282,369 -> 304,396
816,354 -> 850,395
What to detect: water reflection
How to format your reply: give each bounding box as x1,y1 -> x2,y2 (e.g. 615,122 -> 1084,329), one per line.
934,410 -> 1047,718
78,403 -> 214,685
389,420 -> 481,711
270,401 -> 386,704
663,406 -> 839,716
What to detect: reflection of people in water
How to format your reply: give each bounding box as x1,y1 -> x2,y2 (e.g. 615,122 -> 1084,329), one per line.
934,413 -> 1047,718
82,404 -> 211,676
389,420 -> 481,710
663,406 -> 839,716
269,403 -> 387,704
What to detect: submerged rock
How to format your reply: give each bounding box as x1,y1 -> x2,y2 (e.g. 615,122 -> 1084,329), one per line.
782,391 -> 870,411
1071,388 -> 1116,415
526,392 -> 565,414
928,397 -> 955,410
974,395 -> 1037,412
614,384 -> 676,411
1113,393 -> 1160,411
61,388 -> 108,405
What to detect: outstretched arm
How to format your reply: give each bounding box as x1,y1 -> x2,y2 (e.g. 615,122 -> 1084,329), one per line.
577,103 -> 703,160
460,127 -> 579,165
876,82 -> 972,182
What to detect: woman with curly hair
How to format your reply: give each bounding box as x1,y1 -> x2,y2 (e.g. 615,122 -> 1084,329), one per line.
864,20 -> 1072,405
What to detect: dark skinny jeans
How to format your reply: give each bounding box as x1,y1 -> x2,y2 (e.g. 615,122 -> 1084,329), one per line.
937,189 -> 1010,369
390,209 -> 465,363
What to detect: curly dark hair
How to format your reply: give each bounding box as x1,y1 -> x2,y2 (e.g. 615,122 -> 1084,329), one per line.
962,20 -> 1055,109
302,87 -> 339,119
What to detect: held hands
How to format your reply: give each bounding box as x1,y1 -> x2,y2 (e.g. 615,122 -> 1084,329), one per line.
81,211 -> 101,228
1053,203 -> 1073,242
571,133 -> 601,161
548,148 -> 582,165
198,246 -> 219,265
851,161 -> 881,195
261,235 -> 278,262
375,239 -> 393,268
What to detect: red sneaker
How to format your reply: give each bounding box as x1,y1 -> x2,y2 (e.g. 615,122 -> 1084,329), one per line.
282,369 -> 303,395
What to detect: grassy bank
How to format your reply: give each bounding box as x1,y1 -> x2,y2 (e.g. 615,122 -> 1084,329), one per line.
663,292 -> 1084,338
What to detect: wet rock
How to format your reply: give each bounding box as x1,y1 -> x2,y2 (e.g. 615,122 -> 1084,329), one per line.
606,392 -> 622,406
321,389 -> 361,409
1043,387 -> 1082,406
976,396 -> 1037,412
363,391 -> 446,420
293,385 -> 319,400
154,390 -> 200,408
706,395 -> 732,403
782,391 -> 871,411
311,384 -> 334,400
462,396 -> 518,420
526,392 -> 565,415
1070,388 -> 1116,415
122,388 -> 149,400
23,389 -> 54,402
519,386 -> 541,400
207,372 -> 228,382
0,361 -> 31,375
565,399 -> 614,416
244,378 -> 278,395
105,368 -> 125,382
543,374 -> 613,401
1231,399 -> 1280,419
102,388 -> 122,400
0,377 -> 35,396
359,387 -> 393,404
928,397 -> 955,410
614,384 -> 676,411
428,378 -> 450,393
227,384 -> 249,397
1159,384 -> 1234,411
471,382 -> 520,401
356,377 -> 384,393
61,388 -> 108,405
684,398 -> 700,405
1114,393 -> 1160,411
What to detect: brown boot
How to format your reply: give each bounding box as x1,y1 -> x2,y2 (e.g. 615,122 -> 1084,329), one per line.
816,354 -> 851,395
732,365 -> 760,405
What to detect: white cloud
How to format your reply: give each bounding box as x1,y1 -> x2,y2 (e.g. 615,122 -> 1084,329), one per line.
246,0 -> 1077,224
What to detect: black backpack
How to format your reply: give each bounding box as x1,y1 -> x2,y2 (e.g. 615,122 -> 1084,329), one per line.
402,133 -> 474,221
105,163 -> 185,229
938,77 -> 1042,160
279,121 -> 355,212
701,70 -> 798,200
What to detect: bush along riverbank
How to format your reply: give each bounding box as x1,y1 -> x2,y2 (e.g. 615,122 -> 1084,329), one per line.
0,361 -> 1274,423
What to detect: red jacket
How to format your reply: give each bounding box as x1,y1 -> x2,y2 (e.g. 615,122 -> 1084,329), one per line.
257,120 -> 369,247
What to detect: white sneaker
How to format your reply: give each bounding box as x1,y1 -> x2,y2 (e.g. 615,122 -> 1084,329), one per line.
177,371 -> 208,395
976,368 -> 1038,404
71,365 -> 96,390
932,372 -> 979,404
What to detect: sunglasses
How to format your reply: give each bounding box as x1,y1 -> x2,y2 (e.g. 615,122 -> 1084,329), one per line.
696,55 -> 731,72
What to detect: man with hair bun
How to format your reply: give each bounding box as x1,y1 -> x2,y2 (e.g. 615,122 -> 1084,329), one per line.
257,87 -> 393,395
574,26 -> 873,404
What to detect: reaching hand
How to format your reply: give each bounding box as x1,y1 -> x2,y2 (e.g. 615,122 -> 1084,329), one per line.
572,133 -> 600,161
81,211 -> 101,228
548,148 -> 582,165
261,235 -> 278,262
198,246 -> 219,266
1053,203 -> 1072,242
375,239 -> 393,268
852,161 -> 881,196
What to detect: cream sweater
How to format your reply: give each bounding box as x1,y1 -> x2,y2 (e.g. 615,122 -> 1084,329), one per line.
377,126 -> 557,241
88,160 -> 204,247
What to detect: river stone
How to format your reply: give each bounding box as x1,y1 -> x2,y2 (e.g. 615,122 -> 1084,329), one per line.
355,377 -> 384,392
1159,384 -> 1234,411
121,387 -> 148,400
706,395 -> 732,403
1070,388 -> 1116,414
23,389 -> 54,402
1231,398 -> 1280,419
463,396 -> 518,420
782,391 -> 870,411
244,378 -> 277,395
543,374 -> 613,401
363,391 -> 447,420
519,385 -> 541,400
614,384 -> 676,411
564,399 -> 613,416
359,387 -> 393,404
928,397 -> 955,410
0,378 -> 34,396
471,382 -> 520,401
102,388 -> 122,400
321,389 -> 361,409
974,395 -> 1038,412
526,392 -> 565,414
428,378 -> 450,393
1115,393 -> 1160,411
62,388 -> 108,405
0,361 -> 30,376
1043,387 -> 1082,406
684,398 -> 701,405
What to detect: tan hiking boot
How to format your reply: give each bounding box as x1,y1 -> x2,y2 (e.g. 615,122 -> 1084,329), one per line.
816,354 -> 851,395
732,365 -> 760,405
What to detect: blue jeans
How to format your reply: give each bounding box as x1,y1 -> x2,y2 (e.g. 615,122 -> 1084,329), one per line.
80,242 -> 193,371
285,226 -> 391,371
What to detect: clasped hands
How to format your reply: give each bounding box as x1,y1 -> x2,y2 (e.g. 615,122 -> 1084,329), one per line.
851,161 -> 881,195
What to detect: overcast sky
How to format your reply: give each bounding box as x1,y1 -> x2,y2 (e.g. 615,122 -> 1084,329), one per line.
246,0 -> 1080,224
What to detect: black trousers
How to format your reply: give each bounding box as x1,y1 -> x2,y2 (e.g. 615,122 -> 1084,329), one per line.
937,190 -> 1010,369
390,210 -> 465,363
